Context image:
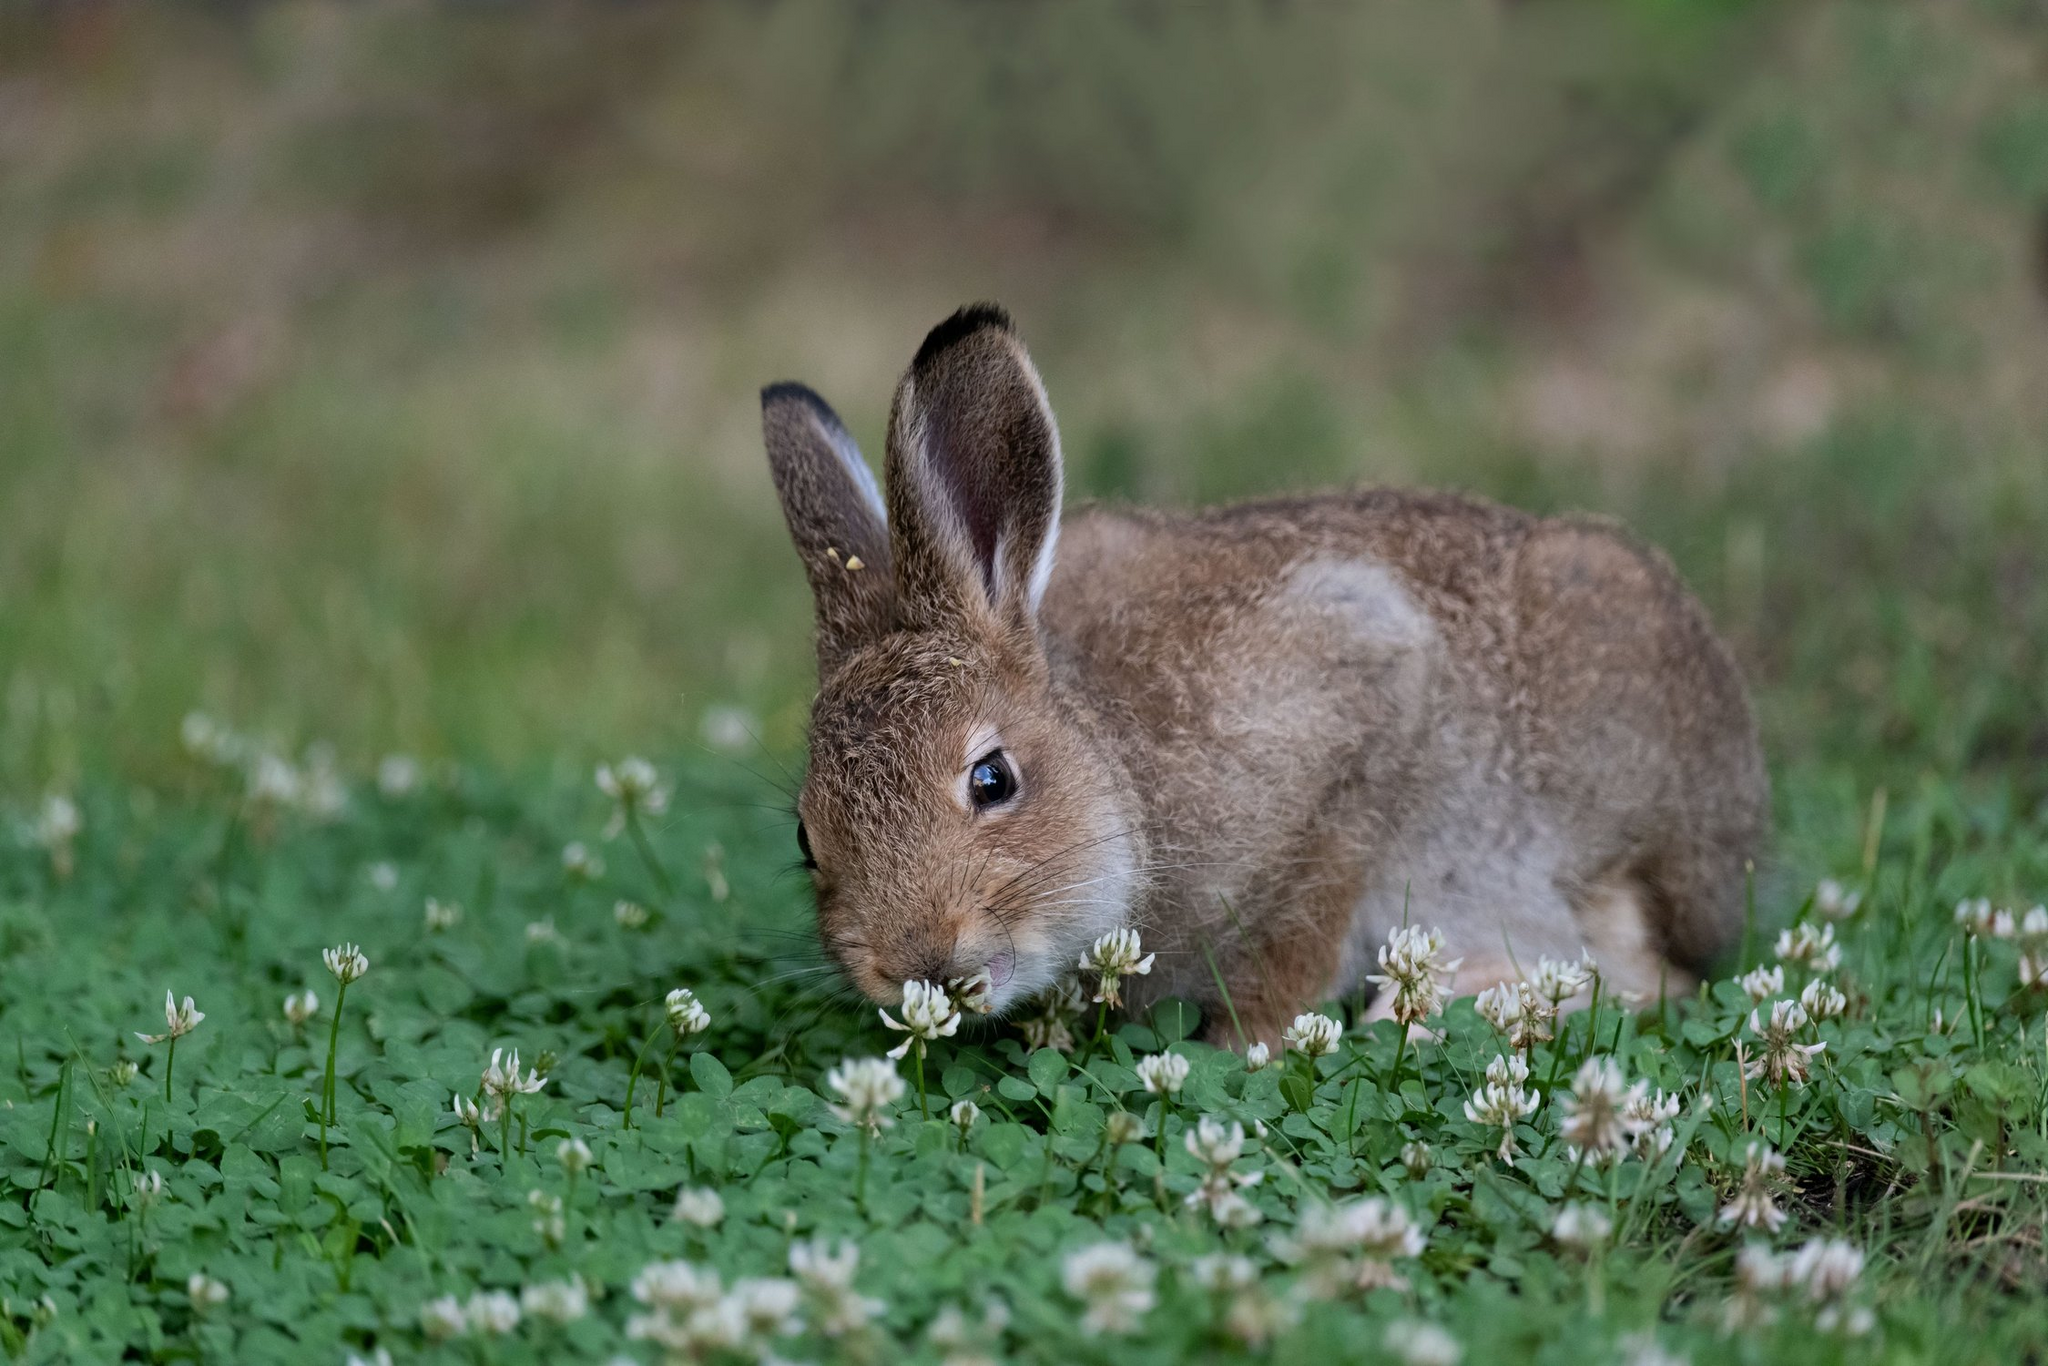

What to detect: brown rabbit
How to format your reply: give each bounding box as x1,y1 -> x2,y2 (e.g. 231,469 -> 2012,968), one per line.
761,304 -> 1767,1048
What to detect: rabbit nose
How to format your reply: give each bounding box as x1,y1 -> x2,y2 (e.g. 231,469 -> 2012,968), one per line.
880,923 -> 960,990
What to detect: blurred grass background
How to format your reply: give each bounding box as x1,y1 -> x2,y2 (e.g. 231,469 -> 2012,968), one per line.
2,0 -> 2045,818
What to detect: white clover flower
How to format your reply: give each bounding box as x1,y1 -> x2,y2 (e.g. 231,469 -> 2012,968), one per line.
1955,898 -> 2016,940
1183,1116 -> 1264,1224
562,841 -> 606,880
368,861 -> 399,893
1719,1142 -> 1788,1232
1531,951 -> 1597,1004
1787,1237 -> 1872,1335
1475,979 -> 1554,1051
298,745 -> 349,820
1401,1140 -> 1433,1178
525,917 -> 561,944
466,1290 -> 521,1336
110,1059 -> 138,1087
1017,974 -> 1085,1052
927,1298 -> 1010,1362
1289,1197 -> 1427,1295
1077,928 -> 1155,1009
728,1277 -> 803,1340
1061,1242 -> 1156,1336
181,711 -> 240,765
1134,1051 -> 1191,1095
632,1260 -> 724,1313
665,987 -> 712,1037
423,897 -> 462,931
1800,977 -> 1848,1020
450,1093 -> 482,1149
948,966 -> 996,1016
1464,1054 -> 1540,1162
1559,1055 -> 1643,1161
1737,964 -> 1784,1003
1725,1243 -> 1790,1331
880,979 -> 962,1060
1775,921 -> 1842,972
790,1238 -> 885,1337
480,1048 -> 548,1114
528,1189 -> 566,1245
1551,1202 -> 1613,1253
557,1137 -> 593,1176
1622,1087 -> 1684,1163
2022,952 -> 2048,991
246,751 -> 303,809
137,991 -> 204,1045
1221,1287 -> 1299,1350
1745,1000 -> 1826,1089
186,1273 -> 230,1311
131,1168 -> 165,1210
597,757 -> 669,836
1185,1115 -> 1247,1168
1814,879 -> 1861,920
950,1099 -> 982,1134
1282,1012 -> 1343,1058
1473,983 -> 1523,1033
1616,1331 -> 1688,1366
1188,1253 -> 1258,1293
376,754 -> 421,799
283,990 -> 320,1026
2016,907 -> 2048,990
1365,925 -> 1462,1026
1386,1320 -> 1462,1366
1104,1111 -> 1146,1146
522,1274 -> 590,1325
323,943 -> 369,985
29,793 -> 80,852
420,1294 -> 469,1340
827,1057 -> 905,1132
614,899 -> 650,929
671,1185 -> 725,1227
1243,1041 -> 1271,1071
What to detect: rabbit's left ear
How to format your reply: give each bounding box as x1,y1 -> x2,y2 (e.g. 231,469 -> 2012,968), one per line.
884,304 -> 1062,636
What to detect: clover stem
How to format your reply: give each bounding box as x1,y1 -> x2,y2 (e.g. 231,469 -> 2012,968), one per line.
322,980 -> 349,1124
1386,1022 -> 1410,1104
655,1034 -> 679,1118
626,808 -> 674,898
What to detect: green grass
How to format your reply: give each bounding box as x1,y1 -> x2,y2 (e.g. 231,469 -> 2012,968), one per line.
3,746 -> 2048,1363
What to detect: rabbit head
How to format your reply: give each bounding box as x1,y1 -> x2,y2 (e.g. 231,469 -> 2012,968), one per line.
762,306 -> 1140,1013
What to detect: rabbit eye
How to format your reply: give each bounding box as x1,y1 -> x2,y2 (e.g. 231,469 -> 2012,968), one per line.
796,820 -> 816,869
968,751 -> 1017,809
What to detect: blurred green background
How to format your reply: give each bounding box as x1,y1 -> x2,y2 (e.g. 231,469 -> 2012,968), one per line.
3,0 -> 2045,812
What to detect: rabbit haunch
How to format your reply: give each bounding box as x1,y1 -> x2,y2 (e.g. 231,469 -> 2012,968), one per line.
761,304 -> 1767,1048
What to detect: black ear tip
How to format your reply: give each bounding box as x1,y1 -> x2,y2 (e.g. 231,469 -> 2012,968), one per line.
761,380 -> 826,412
761,381 -> 848,432
911,303 -> 1014,372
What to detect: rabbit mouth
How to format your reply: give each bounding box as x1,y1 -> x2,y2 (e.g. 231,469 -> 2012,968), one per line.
986,951 -> 1016,990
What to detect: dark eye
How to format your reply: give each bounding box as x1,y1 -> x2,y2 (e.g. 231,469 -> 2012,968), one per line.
796,820 -> 816,868
968,750 -> 1017,809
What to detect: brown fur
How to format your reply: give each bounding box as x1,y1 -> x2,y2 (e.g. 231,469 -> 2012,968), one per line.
761,305 -> 1768,1046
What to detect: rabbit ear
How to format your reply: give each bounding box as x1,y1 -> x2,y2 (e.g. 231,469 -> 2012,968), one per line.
884,304 -> 1063,637
761,382 -> 895,674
